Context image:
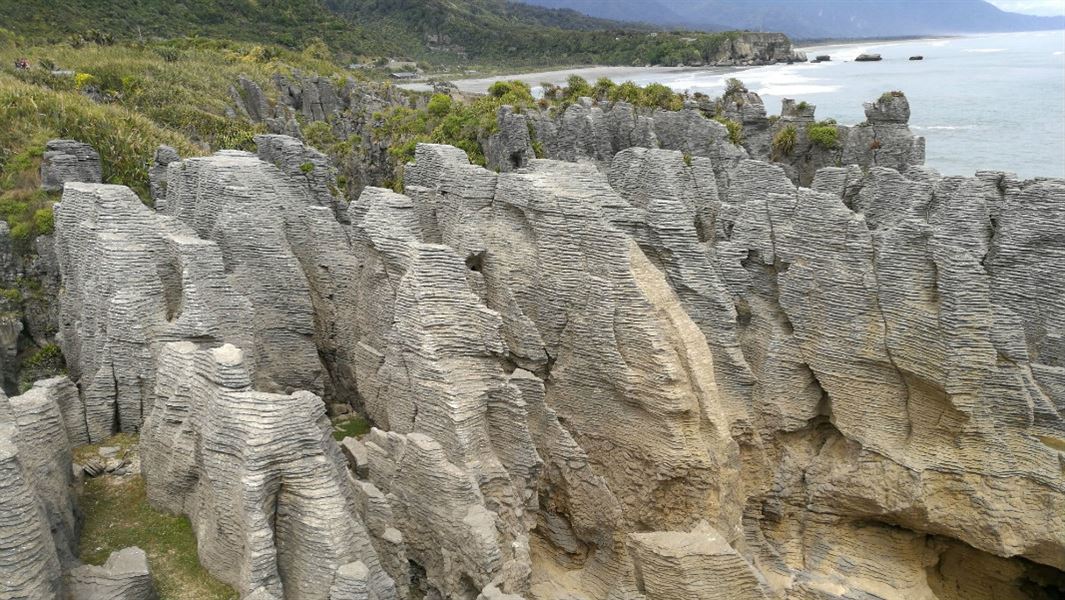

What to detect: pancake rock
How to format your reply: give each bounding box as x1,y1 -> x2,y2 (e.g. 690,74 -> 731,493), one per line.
54,183 -> 256,440
41,139 -> 102,192
347,143 -> 747,598
140,342 -> 397,600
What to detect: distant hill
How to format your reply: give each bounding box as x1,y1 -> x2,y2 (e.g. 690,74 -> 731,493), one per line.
522,0 -> 1065,38
0,0 -> 754,68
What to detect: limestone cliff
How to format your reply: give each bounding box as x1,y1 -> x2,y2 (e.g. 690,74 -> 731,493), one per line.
27,86 -> 1065,600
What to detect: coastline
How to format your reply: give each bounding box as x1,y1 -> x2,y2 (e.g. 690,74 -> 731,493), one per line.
425,64 -> 753,95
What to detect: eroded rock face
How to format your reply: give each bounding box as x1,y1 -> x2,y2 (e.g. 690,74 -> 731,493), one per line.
68,547 -> 157,600
55,183 -> 256,440
47,103 -> 1064,599
41,139 -> 102,192
140,342 -> 396,600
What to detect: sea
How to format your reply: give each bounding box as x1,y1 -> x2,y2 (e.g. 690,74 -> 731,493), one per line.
448,31 -> 1065,179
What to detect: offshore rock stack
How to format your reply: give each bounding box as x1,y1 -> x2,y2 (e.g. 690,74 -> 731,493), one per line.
3,89 -> 1064,599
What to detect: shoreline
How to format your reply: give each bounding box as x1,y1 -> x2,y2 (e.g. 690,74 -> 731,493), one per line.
417,64 -> 754,95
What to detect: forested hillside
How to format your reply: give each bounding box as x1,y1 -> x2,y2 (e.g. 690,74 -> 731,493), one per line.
526,0 -> 1065,38
0,0 -> 743,67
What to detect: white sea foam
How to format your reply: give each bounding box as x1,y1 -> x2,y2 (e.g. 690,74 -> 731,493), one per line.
963,48 -> 1006,53
1054,51 -> 1064,56
912,125 -> 977,131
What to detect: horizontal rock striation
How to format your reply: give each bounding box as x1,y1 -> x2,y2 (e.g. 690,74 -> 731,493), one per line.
45,87 -> 1064,598
487,90 -> 925,189
140,342 -> 396,600
67,547 -> 157,600
41,139 -> 102,192
55,182 -> 256,440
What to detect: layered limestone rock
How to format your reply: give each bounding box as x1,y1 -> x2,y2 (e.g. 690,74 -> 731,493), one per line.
45,92 -> 1065,599
491,100 -> 747,172
840,92 -> 925,175
67,547 -> 157,600
140,342 -> 396,600
41,139 -> 102,192
0,421 -> 65,599
490,90 -> 925,189
342,144 -> 746,599
55,182 -> 256,440
254,134 -> 346,221
232,73 -> 419,195
148,145 -> 179,204
706,32 -> 806,66
1,381 -> 164,600
161,149 -> 360,398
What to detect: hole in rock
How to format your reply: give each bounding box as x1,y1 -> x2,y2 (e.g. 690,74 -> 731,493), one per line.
465,251 -> 485,272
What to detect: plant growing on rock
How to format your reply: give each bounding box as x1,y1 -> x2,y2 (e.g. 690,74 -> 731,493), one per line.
714,116 -> 744,145
772,124 -> 798,158
879,90 -> 905,103
808,119 -> 839,149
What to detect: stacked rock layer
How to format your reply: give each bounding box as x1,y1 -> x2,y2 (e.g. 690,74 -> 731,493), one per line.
43,106 -> 1065,600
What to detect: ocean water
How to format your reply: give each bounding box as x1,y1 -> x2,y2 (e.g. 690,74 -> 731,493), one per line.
452,31 -> 1065,178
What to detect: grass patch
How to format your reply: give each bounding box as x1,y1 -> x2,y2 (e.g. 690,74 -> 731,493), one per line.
78,467 -> 236,600
332,414 -> 371,441
71,432 -> 139,464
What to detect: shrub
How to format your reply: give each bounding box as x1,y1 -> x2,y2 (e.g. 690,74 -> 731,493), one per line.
563,75 -> 593,102
807,120 -> 839,149
593,77 -> 616,98
714,116 -> 743,145
642,82 -> 683,110
879,90 -> 905,103
427,93 -> 452,118
725,77 -> 746,96
74,72 -> 96,89
772,125 -> 798,158
797,101 -> 810,111
299,162 -> 315,174
32,206 -> 54,234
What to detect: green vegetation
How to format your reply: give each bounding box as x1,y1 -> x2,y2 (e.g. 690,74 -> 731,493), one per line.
1,1 -> 751,70
796,100 -> 810,111
772,124 -> 798,158
879,90 -> 905,103
18,343 -> 66,392
0,34 -> 355,250
333,414 -> 371,441
542,76 -> 686,110
78,458 -> 237,600
714,116 -> 744,145
373,76 -> 692,186
808,119 -> 839,149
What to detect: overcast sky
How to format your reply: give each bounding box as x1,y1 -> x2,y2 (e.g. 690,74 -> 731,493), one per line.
986,0 -> 1065,15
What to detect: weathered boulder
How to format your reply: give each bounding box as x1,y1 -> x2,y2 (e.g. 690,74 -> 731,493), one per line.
68,547 -> 157,600
40,140 -> 102,192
